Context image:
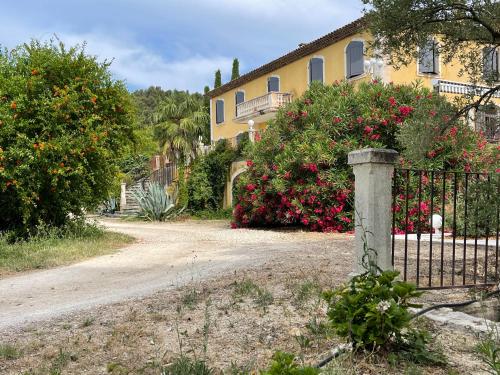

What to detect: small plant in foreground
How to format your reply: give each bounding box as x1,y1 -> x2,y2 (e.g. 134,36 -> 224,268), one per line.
254,287 -> 274,313
0,343 -> 22,360
475,324 -> 500,374
323,270 -> 422,349
162,356 -> 214,375
260,351 -> 319,375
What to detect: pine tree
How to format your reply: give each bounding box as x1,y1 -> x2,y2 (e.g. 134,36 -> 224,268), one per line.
214,70 -> 222,88
231,58 -> 240,80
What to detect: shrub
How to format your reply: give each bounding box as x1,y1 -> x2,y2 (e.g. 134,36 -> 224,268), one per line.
187,140 -> 237,211
323,270 -> 422,349
260,352 -> 319,375
233,81 -> 496,232
0,40 -> 134,236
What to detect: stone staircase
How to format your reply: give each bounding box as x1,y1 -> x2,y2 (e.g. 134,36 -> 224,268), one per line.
120,177 -> 150,214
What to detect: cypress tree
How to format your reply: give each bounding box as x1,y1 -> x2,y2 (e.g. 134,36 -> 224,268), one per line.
214,70 -> 222,88
231,58 -> 240,80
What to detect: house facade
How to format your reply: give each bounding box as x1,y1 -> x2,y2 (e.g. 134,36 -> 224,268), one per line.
208,18 -> 500,144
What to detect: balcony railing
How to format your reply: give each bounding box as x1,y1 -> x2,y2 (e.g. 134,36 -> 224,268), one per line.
433,80 -> 500,98
235,92 -> 292,123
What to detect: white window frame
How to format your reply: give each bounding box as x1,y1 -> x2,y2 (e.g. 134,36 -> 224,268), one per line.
267,75 -> 281,93
308,55 -> 325,85
344,38 -> 366,81
215,98 -> 225,125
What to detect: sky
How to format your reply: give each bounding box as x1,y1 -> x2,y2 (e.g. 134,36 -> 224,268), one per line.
1,0 -> 365,93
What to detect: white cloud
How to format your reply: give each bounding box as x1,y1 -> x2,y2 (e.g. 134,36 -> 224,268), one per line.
58,32 -> 233,92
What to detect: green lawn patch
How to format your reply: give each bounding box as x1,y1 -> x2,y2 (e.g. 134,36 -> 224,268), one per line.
0,228 -> 134,276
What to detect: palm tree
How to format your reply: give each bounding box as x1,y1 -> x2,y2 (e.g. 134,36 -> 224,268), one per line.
153,92 -> 209,163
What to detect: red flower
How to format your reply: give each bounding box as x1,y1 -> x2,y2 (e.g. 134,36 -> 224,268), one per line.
388,96 -> 397,106
246,160 -> 254,167
398,106 -> 413,117
364,126 -> 373,134
427,150 -> 437,158
370,134 -> 381,140
356,116 -> 364,124
262,175 -> 269,182
246,184 -> 257,192
301,218 -> 309,225
449,126 -> 458,137
284,171 -> 292,180
381,119 -> 388,126
333,117 -> 342,124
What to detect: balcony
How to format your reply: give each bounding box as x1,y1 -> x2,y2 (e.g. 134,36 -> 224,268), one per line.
235,92 -> 292,123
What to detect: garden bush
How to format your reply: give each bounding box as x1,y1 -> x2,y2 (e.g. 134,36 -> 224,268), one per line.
187,140 -> 238,211
0,40 -> 134,236
323,270 -> 422,349
233,81 -> 498,232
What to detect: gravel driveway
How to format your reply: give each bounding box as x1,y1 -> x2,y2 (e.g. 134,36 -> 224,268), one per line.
0,218 -> 354,331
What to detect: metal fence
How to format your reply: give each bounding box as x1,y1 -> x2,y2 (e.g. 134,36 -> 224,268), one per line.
391,168 -> 499,289
148,163 -> 177,188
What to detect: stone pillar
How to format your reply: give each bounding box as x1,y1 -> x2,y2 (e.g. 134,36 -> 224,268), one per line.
248,119 -> 255,143
347,148 -> 399,275
120,182 -> 127,212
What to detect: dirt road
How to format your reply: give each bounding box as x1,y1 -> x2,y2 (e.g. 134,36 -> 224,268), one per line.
0,219 -> 353,331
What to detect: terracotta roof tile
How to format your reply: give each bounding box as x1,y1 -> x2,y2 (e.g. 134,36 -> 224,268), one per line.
207,17 -> 366,98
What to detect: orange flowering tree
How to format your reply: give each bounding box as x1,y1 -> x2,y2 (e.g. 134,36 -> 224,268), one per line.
0,40 -> 134,235
232,81 -> 498,232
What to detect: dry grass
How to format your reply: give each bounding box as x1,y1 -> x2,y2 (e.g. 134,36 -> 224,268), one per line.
0,247 -> 488,375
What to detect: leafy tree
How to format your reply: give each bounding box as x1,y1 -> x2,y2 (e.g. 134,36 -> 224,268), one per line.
153,92 -> 208,163
214,69 -> 222,88
0,40 -> 134,235
202,85 -> 211,143
132,86 -> 171,127
363,0 -> 499,116
231,58 -> 240,80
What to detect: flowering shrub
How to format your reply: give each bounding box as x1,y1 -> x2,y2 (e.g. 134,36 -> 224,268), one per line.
0,41 -> 133,235
233,80 -> 494,231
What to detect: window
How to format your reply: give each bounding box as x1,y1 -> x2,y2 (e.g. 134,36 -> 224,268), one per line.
476,104 -> 499,142
215,99 -> 224,124
418,39 -> 439,74
309,57 -> 324,83
235,91 -> 245,116
267,76 -> 280,92
235,91 -> 245,105
483,47 -> 499,81
346,41 -> 364,79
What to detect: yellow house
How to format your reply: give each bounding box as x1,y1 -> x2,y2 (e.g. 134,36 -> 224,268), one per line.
208,17 -> 499,144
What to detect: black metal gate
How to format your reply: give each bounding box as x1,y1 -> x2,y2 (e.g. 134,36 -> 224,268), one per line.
391,169 -> 499,289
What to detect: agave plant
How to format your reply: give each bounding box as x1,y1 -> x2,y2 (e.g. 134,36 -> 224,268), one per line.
133,181 -> 179,221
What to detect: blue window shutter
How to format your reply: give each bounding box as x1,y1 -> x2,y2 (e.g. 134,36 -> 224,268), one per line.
419,39 -> 438,74
346,41 -> 364,78
216,100 -> 224,124
483,47 -> 499,80
235,91 -> 245,105
309,58 -> 323,83
268,77 -> 279,92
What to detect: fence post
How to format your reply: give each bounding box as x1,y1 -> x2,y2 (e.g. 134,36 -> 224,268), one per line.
120,182 -> 127,212
348,148 -> 399,275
